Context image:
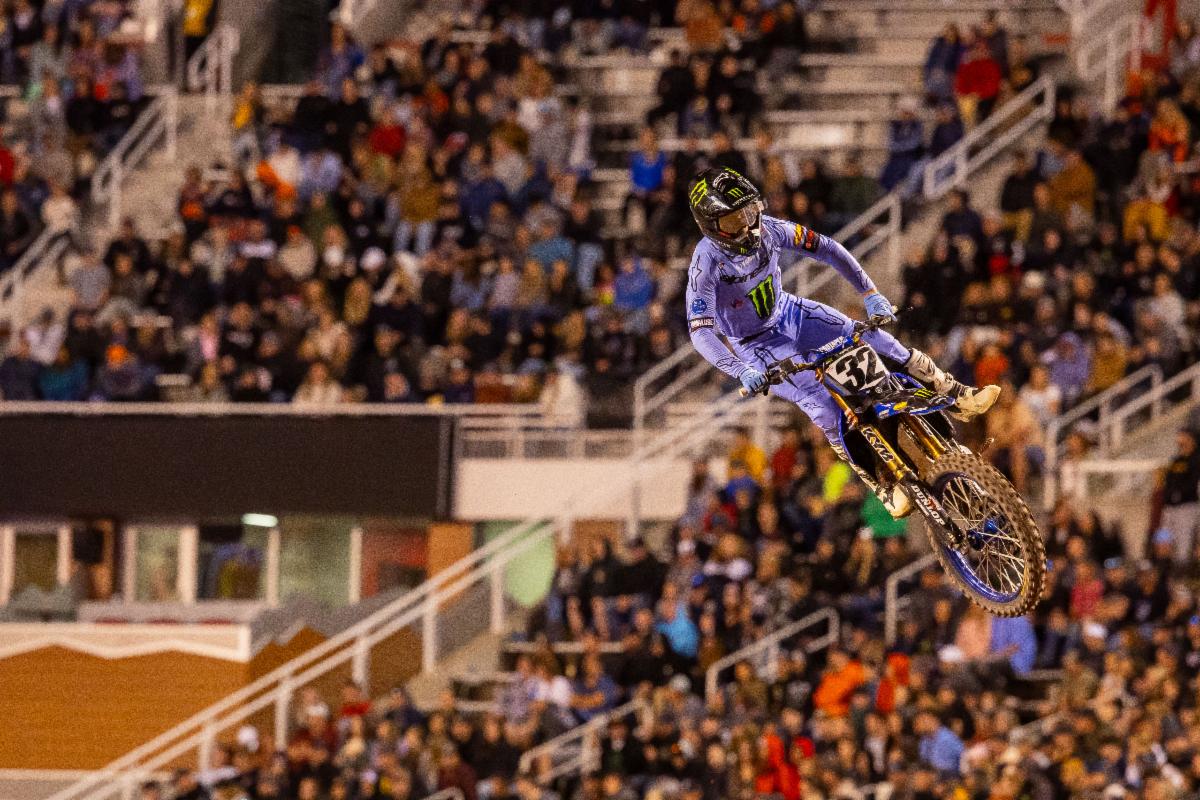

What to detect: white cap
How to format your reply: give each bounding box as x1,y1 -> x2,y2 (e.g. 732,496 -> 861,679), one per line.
236,725 -> 260,752
362,247 -> 387,272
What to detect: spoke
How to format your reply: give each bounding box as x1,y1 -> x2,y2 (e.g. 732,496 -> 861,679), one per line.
936,473 -> 1027,598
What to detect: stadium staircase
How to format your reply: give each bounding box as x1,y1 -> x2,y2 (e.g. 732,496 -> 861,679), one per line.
0,29 -> 239,331
1042,361 -> 1200,548
569,0 -> 1069,233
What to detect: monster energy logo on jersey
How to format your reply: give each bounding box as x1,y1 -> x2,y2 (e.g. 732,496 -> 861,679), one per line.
747,275 -> 776,319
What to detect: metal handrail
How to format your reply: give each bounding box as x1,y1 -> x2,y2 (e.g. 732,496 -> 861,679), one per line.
922,75 -> 1056,199
0,229 -> 68,324
1041,363 -> 1162,504
1101,362 -> 1200,450
1067,458 -> 1164,504
884,553 -> 938,645
48,388 -> 748,800
1074,15 -> 1140,112
1045,363 -> 1162,450
92,89 -> 179,228
1042,362 -> 1200,507
517,699 -> 650,777
704,608 -> 840,701
186,25 -> 239,110
504,640 -> 628,654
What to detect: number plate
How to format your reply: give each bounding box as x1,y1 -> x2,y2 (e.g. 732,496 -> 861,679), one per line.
824,344 -> 888,393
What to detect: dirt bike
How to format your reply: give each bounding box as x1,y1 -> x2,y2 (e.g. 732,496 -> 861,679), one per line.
742,317 -> 1046,617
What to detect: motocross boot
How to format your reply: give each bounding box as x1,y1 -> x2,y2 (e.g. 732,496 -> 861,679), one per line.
904,349 -> 1000,420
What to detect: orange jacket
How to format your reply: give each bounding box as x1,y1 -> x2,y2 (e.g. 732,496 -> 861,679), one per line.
813,659 -> 866,717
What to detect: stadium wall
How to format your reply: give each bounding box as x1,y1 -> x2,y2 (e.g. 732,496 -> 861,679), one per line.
0,413 -> 454,519
455,458 -> 692,520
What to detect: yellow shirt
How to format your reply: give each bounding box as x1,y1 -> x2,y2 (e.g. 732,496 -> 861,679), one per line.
729,441 -> 768,483
183,0 -> 215,37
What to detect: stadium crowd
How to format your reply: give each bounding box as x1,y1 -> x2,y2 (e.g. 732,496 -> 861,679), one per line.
0,6 -> 1041,420
137,413 -> 1200,800
0,0 -> 148,269
0,1 -> 1187,483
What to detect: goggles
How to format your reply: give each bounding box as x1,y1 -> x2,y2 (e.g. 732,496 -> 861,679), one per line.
717,200 -> 763,237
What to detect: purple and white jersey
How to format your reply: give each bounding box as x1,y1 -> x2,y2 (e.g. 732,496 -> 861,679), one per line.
685,215 -> 877,378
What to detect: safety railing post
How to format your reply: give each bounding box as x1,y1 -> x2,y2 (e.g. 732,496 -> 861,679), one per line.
274,675 -> 293,741
887,194 -> 901,274
1103,28 -> 1118,111
109,170 -> 123,228
766,641 -> 781,680
166,91 -> 178,158
1043,418 -> 1060,509
884,574 -> 899,645
884,554 -> 936,645
197,723 -> 215,772
422,597 -> 437,673
351,634 -> 370,688
489,562 -> 505,634
220,28 -> 234,112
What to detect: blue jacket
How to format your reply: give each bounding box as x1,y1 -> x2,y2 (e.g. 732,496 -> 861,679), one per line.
655,601 -> 699,658
990,615 -> 1037,674
919,726 -> 964,773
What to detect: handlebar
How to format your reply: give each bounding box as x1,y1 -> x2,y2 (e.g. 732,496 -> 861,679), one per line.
737,314 -> 896,398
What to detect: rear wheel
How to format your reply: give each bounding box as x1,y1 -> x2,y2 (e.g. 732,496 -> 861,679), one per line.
923,451 -> 1045,617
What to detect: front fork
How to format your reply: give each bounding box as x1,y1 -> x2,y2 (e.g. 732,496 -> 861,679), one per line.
829,386 -> 967,548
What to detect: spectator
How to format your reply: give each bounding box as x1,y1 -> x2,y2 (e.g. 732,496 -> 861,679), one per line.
0,338 -> 40,399
999,149 -> 1038,239
880,98 -> 924,192
69,250 -> 112,312
293,361 -> 343,405
929,102 -> 965,158
1047,148 -> 1096,222
924,24 -> 964,103
0,187 -> 35,269
571,654 -> 618,723
1160,429 -> 1200,563
95,344 -> 151,401
828,156 -> 881,226
954,40 -> 1002,125
915,710 -> 964,774
647,50 -> 694,130
38,344 -> 88,400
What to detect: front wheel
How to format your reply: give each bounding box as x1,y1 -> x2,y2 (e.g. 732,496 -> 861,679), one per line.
923,451 -> 1046,617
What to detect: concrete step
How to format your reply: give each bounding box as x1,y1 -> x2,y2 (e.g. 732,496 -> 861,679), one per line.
799,64 -> 924,86
1105,401 -> 1199,462
404,613 -> 524,709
